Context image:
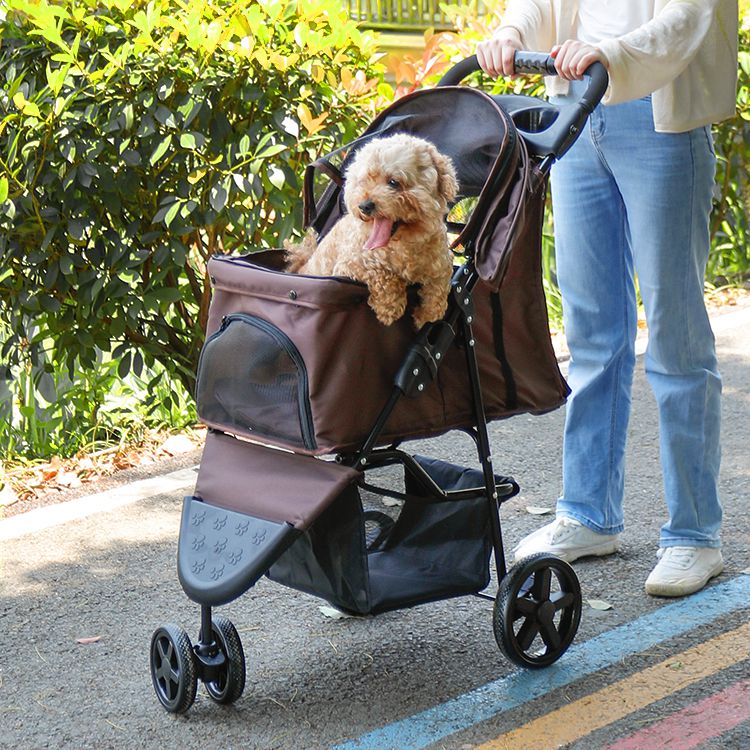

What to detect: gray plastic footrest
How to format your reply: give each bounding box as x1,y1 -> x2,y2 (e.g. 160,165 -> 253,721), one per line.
178,496 -> 299,606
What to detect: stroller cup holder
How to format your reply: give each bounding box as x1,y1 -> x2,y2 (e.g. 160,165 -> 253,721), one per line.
150,51 -> 608,715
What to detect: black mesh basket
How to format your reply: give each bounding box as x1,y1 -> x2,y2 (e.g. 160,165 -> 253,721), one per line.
267,456 -> 518,615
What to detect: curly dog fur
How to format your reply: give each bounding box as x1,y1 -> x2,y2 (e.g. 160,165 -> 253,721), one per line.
285,134 -> 458,328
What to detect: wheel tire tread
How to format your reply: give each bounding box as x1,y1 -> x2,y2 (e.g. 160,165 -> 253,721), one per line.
205,615 -> 246,705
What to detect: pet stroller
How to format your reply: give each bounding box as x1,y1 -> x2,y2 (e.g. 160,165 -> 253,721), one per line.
149,53 -> 609,713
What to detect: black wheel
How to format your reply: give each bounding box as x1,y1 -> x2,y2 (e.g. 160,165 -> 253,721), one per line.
204,615 -> 246,705
494,552 -> 582,669
150,624 -> 198,713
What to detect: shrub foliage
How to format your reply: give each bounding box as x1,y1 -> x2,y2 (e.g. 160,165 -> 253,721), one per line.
0,0 -> 385,396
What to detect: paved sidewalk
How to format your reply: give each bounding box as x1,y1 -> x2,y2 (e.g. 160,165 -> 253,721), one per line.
1,304 -> 749,750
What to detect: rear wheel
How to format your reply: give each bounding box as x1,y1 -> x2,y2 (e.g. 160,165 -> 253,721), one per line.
494,552 -> 582,668
150,624 -> 198,713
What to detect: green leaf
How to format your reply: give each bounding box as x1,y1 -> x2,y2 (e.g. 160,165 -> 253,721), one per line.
0,177 -> 8,203
156,78 -> 175,101
268,166 -> 285,190
255,143 -> 287,159
150,135 -> 173,165
209,182 -> 229,212
179,132 -> 205,150
164,201 -> 181,227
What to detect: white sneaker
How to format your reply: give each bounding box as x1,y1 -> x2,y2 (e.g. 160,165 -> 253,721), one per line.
513,516 -> 620,563
644,546 -> 724,597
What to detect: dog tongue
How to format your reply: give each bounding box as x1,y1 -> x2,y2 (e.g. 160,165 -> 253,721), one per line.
363,217 -> 394,251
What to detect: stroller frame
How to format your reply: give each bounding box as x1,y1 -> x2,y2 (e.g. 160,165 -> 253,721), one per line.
150,53 -> 609,714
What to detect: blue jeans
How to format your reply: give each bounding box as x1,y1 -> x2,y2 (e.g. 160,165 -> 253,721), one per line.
550,85 -> 722,548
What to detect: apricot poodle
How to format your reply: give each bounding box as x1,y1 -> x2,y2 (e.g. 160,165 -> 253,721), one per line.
285,133 -> 458,328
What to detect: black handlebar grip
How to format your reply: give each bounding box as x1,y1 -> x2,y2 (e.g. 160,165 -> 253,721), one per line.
512,52 -> 557,76
437,52 -> 609,109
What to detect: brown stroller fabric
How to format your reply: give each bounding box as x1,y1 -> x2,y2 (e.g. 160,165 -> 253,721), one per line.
196,193 -> 566,456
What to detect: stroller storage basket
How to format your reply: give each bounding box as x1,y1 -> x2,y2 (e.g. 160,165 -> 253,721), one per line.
269,453 -> 519,615
196,242 -> 568,455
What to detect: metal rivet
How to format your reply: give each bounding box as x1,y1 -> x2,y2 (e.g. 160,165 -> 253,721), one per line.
417,384 -> 424,391
288,290 -> 298,300
360,457 -> 367,466
466,315 -> 473,323
492,492 -> 498,500
435,353 -> 441,360
469,339 -> 475,347
464,297 -> 470,305
413,368 -> 419,376
456,285 -> 462,293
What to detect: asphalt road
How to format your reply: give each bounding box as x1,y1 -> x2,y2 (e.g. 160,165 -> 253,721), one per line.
1,305 -> 749,750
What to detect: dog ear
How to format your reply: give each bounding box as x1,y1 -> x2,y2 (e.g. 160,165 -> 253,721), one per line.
426,143 -> 458,204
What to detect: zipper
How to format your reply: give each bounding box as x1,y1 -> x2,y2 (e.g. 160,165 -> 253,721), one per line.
199,313 -> 317,451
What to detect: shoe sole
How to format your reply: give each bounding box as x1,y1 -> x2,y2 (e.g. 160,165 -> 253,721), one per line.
644,562 -> 724,598
514,540 -> 620,564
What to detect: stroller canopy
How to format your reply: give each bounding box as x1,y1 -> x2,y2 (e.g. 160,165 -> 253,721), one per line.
305,85 -> 532,291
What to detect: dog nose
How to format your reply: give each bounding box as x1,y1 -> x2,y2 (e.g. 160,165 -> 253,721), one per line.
358,199 -> 376,216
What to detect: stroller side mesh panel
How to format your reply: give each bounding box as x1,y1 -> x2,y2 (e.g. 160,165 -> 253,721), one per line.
196,313 -> 315,450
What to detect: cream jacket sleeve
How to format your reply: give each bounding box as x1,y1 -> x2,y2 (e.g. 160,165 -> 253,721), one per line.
495,0 -> 557,53
596,0 -> 722,104
493,0 -> 738,132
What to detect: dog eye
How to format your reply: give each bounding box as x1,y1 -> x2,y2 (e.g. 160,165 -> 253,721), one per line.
387,178 -> 401,190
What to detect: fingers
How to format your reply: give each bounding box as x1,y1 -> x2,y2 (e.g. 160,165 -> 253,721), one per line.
550,40 -> 605,80
476,30 -> 522,78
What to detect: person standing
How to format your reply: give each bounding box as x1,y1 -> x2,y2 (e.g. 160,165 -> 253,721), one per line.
476,0 -> 738,596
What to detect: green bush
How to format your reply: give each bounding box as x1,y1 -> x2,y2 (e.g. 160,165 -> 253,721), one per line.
0,0 -> 386,409
710,26 -> 750,285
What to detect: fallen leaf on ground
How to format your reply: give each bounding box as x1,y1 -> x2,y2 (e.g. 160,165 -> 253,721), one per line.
382,497 -> 402,508
319,606 -> 353,620
526,505 -> 553,515
76,636 -> 102,645
586,599 -> 613,611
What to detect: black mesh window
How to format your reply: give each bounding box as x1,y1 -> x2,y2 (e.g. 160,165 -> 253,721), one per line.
196,314 -> 315,449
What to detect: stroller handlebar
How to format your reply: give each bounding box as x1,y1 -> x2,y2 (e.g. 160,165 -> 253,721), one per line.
438,52 -> 609,159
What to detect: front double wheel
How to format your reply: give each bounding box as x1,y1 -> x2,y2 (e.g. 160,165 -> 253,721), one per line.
150,624 -> 198,714
494,552 -> 582,668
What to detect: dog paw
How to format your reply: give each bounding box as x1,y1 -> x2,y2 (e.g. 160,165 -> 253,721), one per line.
412,303 -> 447,330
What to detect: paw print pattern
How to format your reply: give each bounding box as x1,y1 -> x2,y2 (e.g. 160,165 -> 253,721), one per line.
213,537 -> 228,554
191,510 -> 207,526
213,514 -> 228,531
191,558 -> 206,574
228,549 -> 243,565
191,534 -> 206,551
236,520 -> 250,536
210,565 -> 225,581
252,529 -> 267,546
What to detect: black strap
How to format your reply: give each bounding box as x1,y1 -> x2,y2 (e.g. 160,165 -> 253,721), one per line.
303,158 -> 344,228
490,292 -> 518,410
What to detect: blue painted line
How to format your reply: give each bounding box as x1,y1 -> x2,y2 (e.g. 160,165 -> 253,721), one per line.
331,575 -> 750,750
